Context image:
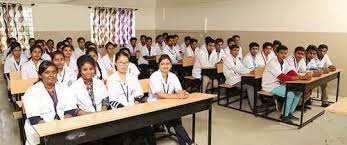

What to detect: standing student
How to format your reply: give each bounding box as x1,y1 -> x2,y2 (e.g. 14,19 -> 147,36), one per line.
223,45 -> 265,112
21,45 -> 43,79
242,42 -> 264,70
192,38 -> 219,93
74,37 -> 86,58
4,42 -> 28,80
180,36 -> 191,51
86,48 -> 108,80
232,35 -> 243,59
184,38 -> 199,58
317,44 -> 336,107
262,45 -> 311,123
153,35 -> 164,55
102,42 -> 116,72
286,46 -> 307,74
259,42 -> 275,65
51,51 -> 77,86
22,61 -> 77,145
148,54 -> 196,145
119,48 -> 141,77
163,35 -> 183,64
62,45 -> 78,73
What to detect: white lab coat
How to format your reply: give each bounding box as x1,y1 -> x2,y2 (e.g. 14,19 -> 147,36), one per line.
65,58 -> 78,74
71,77 -> 108,113
127,62 -> 140,76
184,46 -> 199,58
22,82 -> 76,145
41,53 -> 51,61
148,70 -> 182,102
223,54 -> 251,86
95,60 -> 109,80
107,72 -> 143,107
317,54 -> 333,68
137,45 -> 158,65
56,66 -> 77,86
21,59 -> 42,79
125,44 -> 138,55
153,43 -> 164,55
74,48 -> 86,58
305,58 -> 320,70
259,51 -> 275,65
286,55 -> 307,74
192,48 -> 219,79
242,52 -> 265,70
101,54 -> 116,72
4,55 -> 27,74
163,45 -> 183,64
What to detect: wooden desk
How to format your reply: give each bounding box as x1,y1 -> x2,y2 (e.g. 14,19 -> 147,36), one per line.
284,69 -> 342,128
325,97 -> 347,115
34,93 -> 216,145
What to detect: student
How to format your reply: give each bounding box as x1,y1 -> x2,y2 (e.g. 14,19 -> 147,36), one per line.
259,42 -> 275,65
192,38 -> 219,93
173,34 -> 183,53
138,37 -> 158,78
35,40 -> 51,61
317,44 -> 336,107
180,36 -> 191,51
242,42 -> 264,70
153,35 -> 164,55
232,35 -> 243,59
62,45 -> 78,73
162,32 -> 168,45
102,42 -> 116,72
4,42 -> 28,80
125,37 -> 138,57
22,61 -> 77,145
66,37 -> 73,46
223,44 -> 265,112
74,37 -> 86,58
163,35 -> 183,64
56,41 -> 65,52
21,45 -> 43,79
215,38 -> 225,61
184,38 -> 199,58
46,39 -> 56,55
23,38 -> 36,58
2,37 -> 17,61
200,36 -> 212,51
148,54 -> 196,145
51,51 -> 77,86
262,45 -> 311,123
272,40 -> 282,52
305,45 -> 320,70
222,38 -> 234,56
119,47 -> 141,77
286,46 -> 307,74
138,35 -> 147,50
86,48 -> 108,80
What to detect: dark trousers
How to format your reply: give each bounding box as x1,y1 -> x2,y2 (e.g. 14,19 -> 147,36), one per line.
164,118 -> 193,145
139,64 -> 151,79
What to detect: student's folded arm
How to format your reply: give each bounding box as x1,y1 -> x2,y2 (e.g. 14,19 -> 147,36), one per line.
64,109 -> 76,118
155,91 -> 179,99
286,70 -> 298,77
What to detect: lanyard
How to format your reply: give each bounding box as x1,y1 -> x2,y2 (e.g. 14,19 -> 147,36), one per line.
58,68 -> 66,83
252,56 -> 256,68
86,82 -> 97,112
280,61 -> 284,71
46,87 -> 60,120
261,52 -> 267,65
162,83 -> 169,94
13,62 -> 19,71
120,83 -> 129,102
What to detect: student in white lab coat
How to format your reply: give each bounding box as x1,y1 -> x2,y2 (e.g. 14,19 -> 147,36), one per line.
215,38 -> 225,61
125,37 -> 139,64
153,35 -> 165,55
272,40 -> 282,53
180,36 -> 191,51
119,47 -> 141,77
222,38 -> 234,56
173,35 -> 184,53
102,42 -> 116,72
74,37 -> 86,58
305,45 -> 321,71
23,38 -> 36,59
138,37 -> 158,78
62,45 -> 78,73
46,39 -> 56,56
21,45 -> 43,79
2,37 -> 17,61
317,44 -> 336,107
51,51 -> 77,86
35,40 -> 51,61
86,48 -> 108,81
286,46 -> 307,74
22,61 -> 77,145
232,35 -> 243,59
259,42 -> 275,65
4,42 -> 28,80
200,36 -> 213,52
138,35 -> 147,51
184,38 -> 199,58
262,45 -> 311,123
149,54 -> 196,145
242,42 -> 265,70
163,35 -> 183,64
192,38 -> 219,93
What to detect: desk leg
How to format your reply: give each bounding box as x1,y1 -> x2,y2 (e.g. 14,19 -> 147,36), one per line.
336,72 -> 340,102
300,93 -> 305,128
283,87 -> 288,122
201,76 -> 204,93
40,137 -> 45,145
253,83 -> 257,117
192,113 -> 196,143
240,80 -> 243,110
208,106 -> 212,145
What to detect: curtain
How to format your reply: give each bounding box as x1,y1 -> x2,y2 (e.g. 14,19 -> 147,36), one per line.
91,7 -> 134,47
0,3 -> 33,51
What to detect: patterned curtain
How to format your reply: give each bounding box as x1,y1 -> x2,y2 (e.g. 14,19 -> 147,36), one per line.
0,3 -> 33,51
91,7 -> 134,47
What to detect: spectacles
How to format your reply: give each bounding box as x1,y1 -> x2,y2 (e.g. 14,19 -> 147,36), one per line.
117,61 -> 129,66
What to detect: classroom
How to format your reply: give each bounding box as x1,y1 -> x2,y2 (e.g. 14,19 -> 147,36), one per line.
0,0 -> 346,145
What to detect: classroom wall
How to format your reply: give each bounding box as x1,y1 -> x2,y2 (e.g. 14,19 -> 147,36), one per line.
155,0 -> 347,97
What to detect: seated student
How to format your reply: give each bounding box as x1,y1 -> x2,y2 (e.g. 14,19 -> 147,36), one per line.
180,36 -> 191,51
224,45 -> 265,112
317,44 -> 336,107
22,61 -> 77,145
215,38 -> 225,61
173,34 -> 184,54
51,51 -> 77,86
35,40 -> 51,61
259,42 -> 275,65
242,42 -> 264,70
138,37 -> 159,78
222,38 -> 234,56
23,38 -> 35,59
262,45 -> 311,123
148,54 -> 196,145
73,37 -> 86,58
162,32 -> 168,45
163,35 -> 183,64
21,45 -> 43,79
200,36 -> 212,51
65,37 -> 73,46
56,41 -> 65,52
119,47 -> 141,77
2,37 -> 17,61
125,37 -> 139,63
4,42 -> 28,80
305,45 -> 321,71
286,46 -> 307,74
232,35 -> 243,59
86,48 -> 108,80
153,35 -> 164,55
102,42 -> 116,72
46,39 -> 56,56
62,45 -> 78,73
192,38 -> 219,93
184,38 -> 199,58
272,40 -> 282,53
138,35 -> 147,50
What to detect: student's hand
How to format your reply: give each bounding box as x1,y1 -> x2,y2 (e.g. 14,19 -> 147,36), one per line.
178,92 -> 188,99
250,70 -> 255,75
302,73 -> 312,80
323,68 -> 330,74
328,65 -> 336,71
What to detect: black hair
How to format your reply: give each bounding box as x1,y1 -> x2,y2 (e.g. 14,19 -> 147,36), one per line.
158,54 -> 172,64
232,35 -> 240,39
84,41 -> 92,48
306,45 -> 318,52
276,45 -> 288,53
230,44 -> 240,50
115,51 -> 129,62
65,37 -> 72,41
86,47 -> 98,56
35,40 -> 44,46
273,40 -> 282,47
318,44 -> 328,50
146,37 -> 152,41
130,37 -> 137,41
184,36 -> 191,41
294,46 -> 305,53
140,35 -> 147,39
61,45 -> 74,52
47,39 -> 54,44
262,42 -> 272,49
155,35 -> 162,41
249,42 -> 259,49
190,39 -> 197,44
30,45 -> 43,54
85,42 -> 96,49
166,35 -> 174,41
7,37 -> 17,44
162,32 -> 168,36
119,47 -> 131,56
37,60 -> 57,82
205,36 -> 212,43
56,41 -> 65,50
206,38 -> 215,45
29,38 -> 35,42
6,41 -> 21,57
105,42 -> 114,50
51,50 -> 64,60
227,38 -> 233,44
173,34 -> 179,38
77,37 -> 85,43
77,55 -> 96,79
216,38 -> 224,44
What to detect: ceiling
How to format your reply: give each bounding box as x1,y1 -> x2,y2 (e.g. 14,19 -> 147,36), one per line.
1,0 -> 155,7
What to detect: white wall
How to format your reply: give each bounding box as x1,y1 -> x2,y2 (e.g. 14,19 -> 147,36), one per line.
156,0 -> 347,32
